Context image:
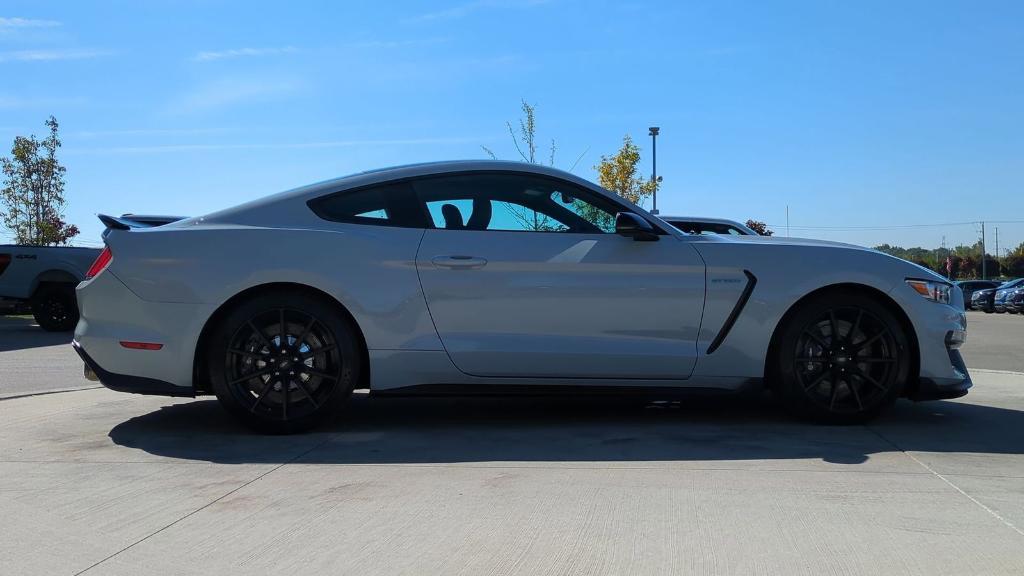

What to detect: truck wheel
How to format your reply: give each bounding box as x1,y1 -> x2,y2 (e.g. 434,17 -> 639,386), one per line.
32,284 -> 79,332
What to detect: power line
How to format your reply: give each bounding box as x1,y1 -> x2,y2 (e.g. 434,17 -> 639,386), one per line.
764,220 -> 1024,231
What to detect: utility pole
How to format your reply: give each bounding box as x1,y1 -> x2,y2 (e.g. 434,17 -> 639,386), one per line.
981,221 -> 987,280
786,205 -> 790,237
942,236 -> 948,280
995,227 -> 1000,259
648,127 -> 660,214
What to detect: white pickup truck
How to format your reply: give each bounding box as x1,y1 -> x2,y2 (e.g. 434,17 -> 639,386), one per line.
0,245 -> 101,331
0,214 -> 184,331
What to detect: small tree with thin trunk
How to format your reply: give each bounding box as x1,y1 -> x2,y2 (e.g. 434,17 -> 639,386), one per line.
594,135 -> 658,206
1,116 -> 79,245
482,99 -> 563,231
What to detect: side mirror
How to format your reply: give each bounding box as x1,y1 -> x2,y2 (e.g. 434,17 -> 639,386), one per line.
615,212 -> 659,241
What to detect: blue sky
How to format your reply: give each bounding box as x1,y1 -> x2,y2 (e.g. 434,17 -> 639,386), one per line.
1,0 -> 1022,251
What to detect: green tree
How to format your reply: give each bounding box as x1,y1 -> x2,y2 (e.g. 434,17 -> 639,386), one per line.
745,220 -> 773,236
594,135 -> 658,206
1002,254 -> 1024,277
1,116 -> 78,245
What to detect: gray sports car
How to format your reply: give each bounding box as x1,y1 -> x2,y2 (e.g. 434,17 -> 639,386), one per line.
73,161 -> 970,432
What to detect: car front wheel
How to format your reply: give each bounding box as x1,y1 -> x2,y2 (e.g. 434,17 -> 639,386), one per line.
776,291 -> 911,423
208,290 -> 360,433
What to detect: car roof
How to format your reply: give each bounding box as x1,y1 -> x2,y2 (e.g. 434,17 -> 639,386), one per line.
190,160 -> 664,229
661,215 -> 746,225
291,160 -> 604,198
659,216 -> 757,234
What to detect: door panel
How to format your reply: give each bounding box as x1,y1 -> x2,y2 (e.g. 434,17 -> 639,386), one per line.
415,230 -> 706,379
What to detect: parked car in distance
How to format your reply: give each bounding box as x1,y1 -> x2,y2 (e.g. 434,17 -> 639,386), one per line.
660,216 -> 757,236
1004,287 -> 1024,314
970,279 -> 1020,313
74,160 -> 970,433
0,215 -> 184,331
992,279 -> 1024,313
956,280 -> 1001,310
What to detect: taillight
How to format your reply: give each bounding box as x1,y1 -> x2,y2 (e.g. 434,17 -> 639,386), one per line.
85,247 -> 112,280
0,254 -> 10,277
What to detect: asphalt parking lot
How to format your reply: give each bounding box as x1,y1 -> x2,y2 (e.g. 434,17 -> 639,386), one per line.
1,312 -> 1023,575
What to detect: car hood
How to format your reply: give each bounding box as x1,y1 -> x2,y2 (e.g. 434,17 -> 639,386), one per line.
696,233 -> 950,283
707,234 -> 865,250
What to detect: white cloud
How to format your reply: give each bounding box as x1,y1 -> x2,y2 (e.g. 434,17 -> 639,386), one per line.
173,77 -> 304,112
0,17 -> 61,28
0,49 -> 110,62
411,0 -> 553,22
193,46 -> 298,62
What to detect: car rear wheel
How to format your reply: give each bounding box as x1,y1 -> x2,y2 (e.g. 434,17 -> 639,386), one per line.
31,284 -> 79,332
776,291 -> 911,423
208,290 -> 360,434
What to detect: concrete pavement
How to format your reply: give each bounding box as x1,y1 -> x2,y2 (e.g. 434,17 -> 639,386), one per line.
2,372 -> 1023,575
0,316 -> 96,398
962,310 -> 1024,373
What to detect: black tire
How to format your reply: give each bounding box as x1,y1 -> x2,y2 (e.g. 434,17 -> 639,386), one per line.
776,290 -> 911,424
207,289 -> 361,434
31,284 -> 79,332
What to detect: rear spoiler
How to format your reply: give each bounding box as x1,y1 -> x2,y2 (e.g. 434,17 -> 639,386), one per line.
98,213 -> 187,232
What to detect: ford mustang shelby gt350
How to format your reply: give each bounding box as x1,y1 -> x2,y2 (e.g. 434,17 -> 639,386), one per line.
73,160 -> 970,432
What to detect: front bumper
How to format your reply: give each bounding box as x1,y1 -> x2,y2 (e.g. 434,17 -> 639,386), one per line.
909,349 -> 972,401
893,284 -> 972,401
73,340 -> 193,397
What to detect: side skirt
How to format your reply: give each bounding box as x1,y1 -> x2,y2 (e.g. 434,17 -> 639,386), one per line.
370,380 -> 764,398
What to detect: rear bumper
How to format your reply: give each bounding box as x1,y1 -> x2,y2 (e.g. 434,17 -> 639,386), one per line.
73,340 -> 193,397
74,270 -> 213,394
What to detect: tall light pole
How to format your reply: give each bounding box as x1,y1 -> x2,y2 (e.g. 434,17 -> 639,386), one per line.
648,127 -> 661,214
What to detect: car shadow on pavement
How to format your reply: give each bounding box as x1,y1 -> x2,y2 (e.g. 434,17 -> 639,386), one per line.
0,316 -> 71,352
108,393 -> 1024,466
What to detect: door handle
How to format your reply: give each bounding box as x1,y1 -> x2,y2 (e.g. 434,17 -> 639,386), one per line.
431,255 -> 488,269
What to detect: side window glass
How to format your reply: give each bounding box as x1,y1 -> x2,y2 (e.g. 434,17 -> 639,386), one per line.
413,173 -> 620,233
309,182 -> 418,227
489,201 -> 570,232
551,191 -> 616,233
425,199 -> 474,229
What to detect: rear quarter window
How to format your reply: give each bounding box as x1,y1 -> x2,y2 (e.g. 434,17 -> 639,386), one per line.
308,182 -> 423,228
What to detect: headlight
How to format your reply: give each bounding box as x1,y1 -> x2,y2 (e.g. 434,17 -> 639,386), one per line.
906,279 -> 951,304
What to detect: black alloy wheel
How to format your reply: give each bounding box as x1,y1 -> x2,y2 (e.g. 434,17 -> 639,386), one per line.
210,291 -> 359,433
777,291 -> 910,423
